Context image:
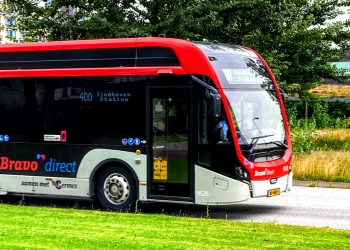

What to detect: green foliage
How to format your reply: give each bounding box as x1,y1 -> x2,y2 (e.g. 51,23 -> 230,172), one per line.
331,175 -> 350,183
310,100 -> 331,128
287,102 -> 316,152
206,0 -> 350,97
286,99 -> 350,128
312,136 -> 350,151
289,121 -> 350,153
289,118 -> 317,153
287,98 -> 350,152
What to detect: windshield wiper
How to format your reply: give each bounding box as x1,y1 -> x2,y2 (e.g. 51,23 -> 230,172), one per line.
270,141 -> 288,149
248,134 -> 274,153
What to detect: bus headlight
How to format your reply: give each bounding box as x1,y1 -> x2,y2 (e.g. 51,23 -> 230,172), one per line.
235,166 -> 248,179
237,166 -> 243,176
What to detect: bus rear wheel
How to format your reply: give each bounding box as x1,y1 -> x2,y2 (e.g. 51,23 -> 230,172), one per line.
96,166 -> 137,211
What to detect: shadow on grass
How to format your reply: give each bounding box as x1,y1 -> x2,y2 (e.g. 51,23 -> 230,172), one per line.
0,194 -> 99,210
138,201 -> 284,220
0,194 -> 284,221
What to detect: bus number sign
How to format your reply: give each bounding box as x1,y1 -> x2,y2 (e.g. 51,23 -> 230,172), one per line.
79,91 -> 132,102
196,191 -> 209,197
80,92 -> 93,102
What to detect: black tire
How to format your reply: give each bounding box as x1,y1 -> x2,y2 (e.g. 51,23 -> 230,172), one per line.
96,166 -> 137,211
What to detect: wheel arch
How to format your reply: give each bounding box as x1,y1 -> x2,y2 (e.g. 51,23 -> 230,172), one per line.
89,158 -> 140,199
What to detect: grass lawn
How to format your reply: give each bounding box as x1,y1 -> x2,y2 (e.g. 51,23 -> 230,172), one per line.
0,203 -> 349,250
292,129 -> 350,183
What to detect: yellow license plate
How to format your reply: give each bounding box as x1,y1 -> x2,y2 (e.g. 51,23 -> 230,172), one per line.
268,188 -> 280,197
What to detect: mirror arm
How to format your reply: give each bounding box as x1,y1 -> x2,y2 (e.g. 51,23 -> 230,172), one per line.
191,75 -> 218,94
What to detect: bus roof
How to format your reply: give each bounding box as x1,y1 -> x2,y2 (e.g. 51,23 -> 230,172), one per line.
0,38 -> 224,82
0,37 -> 260,90
193,41 -> 256,57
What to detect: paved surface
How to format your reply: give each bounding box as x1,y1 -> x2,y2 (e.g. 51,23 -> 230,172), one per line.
235,185 -> 350,230
293,180 -> 350,189
140,185 -> 350,230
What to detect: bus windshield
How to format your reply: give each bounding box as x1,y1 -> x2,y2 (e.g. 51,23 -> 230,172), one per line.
210,54 -> 286,152
225,88 -> 286,148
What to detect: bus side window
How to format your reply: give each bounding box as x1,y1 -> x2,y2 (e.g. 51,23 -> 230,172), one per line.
214,114 -> 229,142
197,89 -> 212,166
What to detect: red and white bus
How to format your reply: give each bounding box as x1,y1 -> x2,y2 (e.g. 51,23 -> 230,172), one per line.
0,37 -> 292,210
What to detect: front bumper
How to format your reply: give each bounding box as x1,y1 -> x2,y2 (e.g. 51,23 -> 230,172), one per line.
251,172 -> 293,198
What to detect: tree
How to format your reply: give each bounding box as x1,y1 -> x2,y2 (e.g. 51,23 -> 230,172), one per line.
3,0 -> 350,108
2,0 -> 203,40
202,1 -> 350,92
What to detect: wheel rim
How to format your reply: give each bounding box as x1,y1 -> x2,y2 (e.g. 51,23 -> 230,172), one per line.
103,173 -> 130,205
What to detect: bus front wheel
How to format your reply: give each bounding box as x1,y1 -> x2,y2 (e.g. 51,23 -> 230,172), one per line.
96,166 -> 137,211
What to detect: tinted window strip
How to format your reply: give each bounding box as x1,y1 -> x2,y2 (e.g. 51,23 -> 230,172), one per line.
0,48 -> 136,62
0,47 -> 180,70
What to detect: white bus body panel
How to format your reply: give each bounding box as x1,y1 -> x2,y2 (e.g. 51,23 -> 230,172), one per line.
0,149 -> 147,199
0,175 -> 35,194
77,149 -> 147,200
0,175 -> 90,197
77,149 -> 147,180
34,176 -> 90,197
251,172 -> 293,198
195,165 -> 251,205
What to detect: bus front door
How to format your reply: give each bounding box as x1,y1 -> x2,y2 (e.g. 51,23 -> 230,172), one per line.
147,86 -> 193,201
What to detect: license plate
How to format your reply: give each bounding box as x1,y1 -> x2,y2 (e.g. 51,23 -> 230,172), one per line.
268,188 -> 280,197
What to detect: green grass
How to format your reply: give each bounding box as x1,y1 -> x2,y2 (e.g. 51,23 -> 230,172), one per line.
291,129 -> 350,182
0,204 -> 349,250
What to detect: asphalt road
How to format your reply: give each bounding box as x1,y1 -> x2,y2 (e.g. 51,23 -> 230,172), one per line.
139,185 -> 350,230
2,185 -> 350,230
225,186 -> 350,230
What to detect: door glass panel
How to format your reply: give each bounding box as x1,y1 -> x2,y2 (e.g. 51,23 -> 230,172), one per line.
152,97 -> 188,183
150,88 -> 191,197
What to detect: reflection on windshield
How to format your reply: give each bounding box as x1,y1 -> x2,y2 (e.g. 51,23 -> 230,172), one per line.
225,89 -> 286,148
211,55 -> 274,89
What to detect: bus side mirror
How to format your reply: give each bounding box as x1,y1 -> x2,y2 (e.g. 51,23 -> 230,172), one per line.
209,93 -> 221,118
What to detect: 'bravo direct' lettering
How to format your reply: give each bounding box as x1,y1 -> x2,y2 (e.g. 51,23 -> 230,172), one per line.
45,158 -> 77,173
0,157 -> 38,171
